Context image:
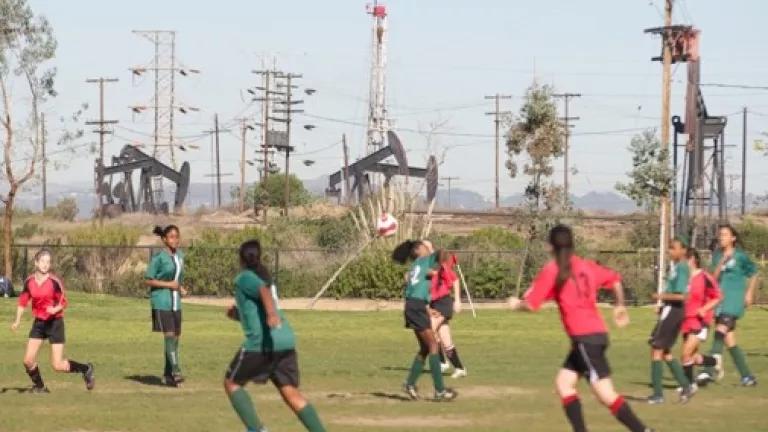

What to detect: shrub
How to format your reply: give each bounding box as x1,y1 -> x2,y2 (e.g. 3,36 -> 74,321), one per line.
43,197 -> 78,221
14,223 -> 39,239
314,215 -> 358,251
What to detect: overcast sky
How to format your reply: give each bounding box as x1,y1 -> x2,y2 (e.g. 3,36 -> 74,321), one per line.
24,0 -> 768,201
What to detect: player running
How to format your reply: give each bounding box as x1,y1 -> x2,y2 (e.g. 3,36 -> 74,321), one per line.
647,238 -> 695,404
680,247 -> 723,388
697,224 -> 759,386
508,225 -> 654,432
145,224 -> 187,387
392,239 -> 458,401
224,239 -> 326,432
10,249 -> 94,393
429,251 -> 467,378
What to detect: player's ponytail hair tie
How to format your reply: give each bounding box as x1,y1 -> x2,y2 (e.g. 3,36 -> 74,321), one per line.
153,224 -> 180,239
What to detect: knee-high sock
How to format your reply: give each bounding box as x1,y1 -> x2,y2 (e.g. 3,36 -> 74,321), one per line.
666,359 -> 690,387
297,404 -> 326,432
228,388 -> 263,431
173,338 -> 181,374
683,362 -> 694,384
164,336 -> 179,376
428,354 -> 446,392
562,395 -> 587,432
445,346 -> 464,370
729,346 -> 753,378
438,349 -> 446,364
650,360 -> 663,397
25,364 -> 45,388
610,396 -> 648,432
704,331 -> 726,375
68,360 -> 89,374
406,355 -> 425,386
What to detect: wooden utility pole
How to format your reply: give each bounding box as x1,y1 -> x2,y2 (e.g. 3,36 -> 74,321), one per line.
215,113 -> 222,208
485,94 -> 512,208
742,107 -> 747,215
342,134 -> 351,205
554,92 -> 581,205
657,0 -> 673,295
240,118 -> 247,212
41,113 -> 47,211
85,77 -> 119,225
440,176 -> 460,208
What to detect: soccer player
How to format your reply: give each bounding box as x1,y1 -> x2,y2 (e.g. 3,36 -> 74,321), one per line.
145,224 -> 187,387
697,224 -> 759,386
680,247 -> 723,387
223,239 -> 326,432
647,238 -> 694,404
429,251 -> 467,378
10,249 -> 94,393
508,225 -> 654,432
392,239 -> 458,401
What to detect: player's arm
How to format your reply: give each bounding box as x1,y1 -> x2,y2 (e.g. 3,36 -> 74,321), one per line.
743,254 -> 759,307
509,265 -> 556,313
711,253 -> 729,281
593,263 -> 629,327
226,304 -> 240,322
46,278 -> 68,315
259,286 -> 281,328
144,256 -> 180,290
11,288 -> 30,331
654,292 -> 686,302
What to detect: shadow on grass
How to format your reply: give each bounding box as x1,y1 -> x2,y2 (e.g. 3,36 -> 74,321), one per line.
125,375 -> 167,387
629,381 -> 678,389
369,391 -> 414,401
746,351 -> 768,358
0,386 -> 33,394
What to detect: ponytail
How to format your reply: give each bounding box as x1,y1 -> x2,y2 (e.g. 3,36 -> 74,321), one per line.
549,225 -> 575,288
153,224 -> 179,239
686,247 -> 701,269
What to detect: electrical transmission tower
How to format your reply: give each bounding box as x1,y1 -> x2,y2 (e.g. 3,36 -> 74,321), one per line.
485,94 -> 512,209
366,1 -> 390,157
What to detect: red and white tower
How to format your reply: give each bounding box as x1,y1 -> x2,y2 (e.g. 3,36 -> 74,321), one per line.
366,1 -> 389,156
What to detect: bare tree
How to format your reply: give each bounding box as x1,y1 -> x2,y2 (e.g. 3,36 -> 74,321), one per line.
0,0 -> 57,279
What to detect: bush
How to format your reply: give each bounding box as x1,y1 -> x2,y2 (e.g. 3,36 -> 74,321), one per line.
627,219 -> 659,249
43,198 -> 78,221
314,215 -> 358,251
447,227 -> 525,251
14,223 -> 39,239
328,248 -> 406,299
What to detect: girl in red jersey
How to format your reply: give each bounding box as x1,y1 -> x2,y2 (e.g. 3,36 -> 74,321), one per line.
508,225 -> 653,432
429,251 -> 466,378
10,249 -> 94,393
680,248 -> 723,387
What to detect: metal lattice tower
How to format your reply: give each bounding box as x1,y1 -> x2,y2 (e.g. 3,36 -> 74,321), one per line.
366,2 -> 389,156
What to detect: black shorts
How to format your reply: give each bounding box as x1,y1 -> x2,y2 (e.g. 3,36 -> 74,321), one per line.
430,296 -> 453,320
152,309 -> 182,334
29,318 -> 65,344
404,299 -> 430,331
715,314 -> 737,331
648,304 -> 684,350
225,348 -> 299,388
563,334 -> 611,382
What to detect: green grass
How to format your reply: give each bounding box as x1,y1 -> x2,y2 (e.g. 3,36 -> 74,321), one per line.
1,293 -> 767,432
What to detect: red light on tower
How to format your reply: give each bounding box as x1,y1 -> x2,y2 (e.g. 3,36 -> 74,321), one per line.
373,4 -> 387,18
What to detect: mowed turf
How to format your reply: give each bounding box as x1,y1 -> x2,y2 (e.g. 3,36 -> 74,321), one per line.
1,293 -> 767,432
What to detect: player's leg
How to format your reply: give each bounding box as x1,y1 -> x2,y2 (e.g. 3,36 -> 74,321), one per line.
699,321 -> 728,383
50,342 -> 94,390
404,329 -> 429,398
555,368 -> 586,432
172,311 -> 184,382
591,378 -> 652,432
648,348 -> 665,403
224,349 -> 265,432
417,328 -> 456,400
438,323 -> 466,378
23,337 -> 46,391
725,330 -> 756,386
277,386 -> 326,432
681,334 -> 700,385
663,350 -> 692,401
430,311 -> 449,371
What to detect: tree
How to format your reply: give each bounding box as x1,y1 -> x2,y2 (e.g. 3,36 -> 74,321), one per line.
615,129 -> 673,212
231,173 -> 311,209
505,82 -> 565,211
0,0 -> 57,279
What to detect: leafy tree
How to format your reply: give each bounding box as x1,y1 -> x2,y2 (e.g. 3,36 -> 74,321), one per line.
615,129 -> 673,212
232,174 -> 311,209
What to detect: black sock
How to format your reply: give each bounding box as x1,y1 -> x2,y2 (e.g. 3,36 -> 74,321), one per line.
25,365 -> 45,388
562,395 -> 587,432
68,360 -> 89,374
611,397 -> 647,432
445,346 -> 464,370
683,363 -> 694,384
438,349 -> 446,364
701,355 -> 717,367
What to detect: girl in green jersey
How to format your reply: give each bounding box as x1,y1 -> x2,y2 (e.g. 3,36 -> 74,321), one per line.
698,224 -> 758,387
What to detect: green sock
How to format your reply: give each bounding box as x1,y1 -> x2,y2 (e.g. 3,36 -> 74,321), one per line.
704,334 -> 726,375
666,359 -> 690,388
228,388 -> 263,430
406,356 -> 425,386
651,360 -> 663,397
428,354 -> 445,392
297,404 -> 326,432
164,337 -> 177,376
173,338 -> 181,374
729,346 -> 753,378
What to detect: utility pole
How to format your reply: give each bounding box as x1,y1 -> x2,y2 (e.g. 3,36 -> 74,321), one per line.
41,113 -> 47,211
657,0 -> 673,295
440,176 -> 459,208
237,118 -> 258,212
86,77 -> 119,225
215,114 -> 221,208
485,94 -> 512,209
272,72 -> 303,217
342,134 -> 351,205
742,107 -> 747,215
554,92 -> 581,205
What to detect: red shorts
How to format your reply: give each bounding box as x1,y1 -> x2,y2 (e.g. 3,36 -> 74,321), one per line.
680,317 -> 708,335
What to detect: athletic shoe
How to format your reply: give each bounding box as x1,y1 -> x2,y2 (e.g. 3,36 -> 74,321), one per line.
440,362 -> 451,373
83,363 -> 95,391
434,388 -> 458,402
246,428 -> 268,432
713,354 -> 725,381
164,375 -> 178,387
676,383 -> 698,393
646,395 -> 665,404
29,386 -> 50,394
403,383 -> 419,400
741,376 -> 758,387
450,368 -> 467,379
172,373 -> 186,384
679,385 -> 696,404
696,371 -> 713,386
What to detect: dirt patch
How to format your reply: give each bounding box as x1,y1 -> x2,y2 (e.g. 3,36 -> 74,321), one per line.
333,416 -> 472,428
184,296 -> 512,311
457,385 -> 536,398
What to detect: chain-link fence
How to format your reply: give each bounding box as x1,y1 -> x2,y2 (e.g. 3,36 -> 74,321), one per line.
6,244 -> 767,304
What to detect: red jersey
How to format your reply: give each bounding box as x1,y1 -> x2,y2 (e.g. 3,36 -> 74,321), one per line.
18,274 -> 68,320
681,271 -> 722,334
524,256 -> 621,337
430,256 -> 458,300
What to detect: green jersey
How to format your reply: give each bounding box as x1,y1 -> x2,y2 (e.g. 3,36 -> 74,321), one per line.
710,249 -> 757,318
234,270 -> 295,352
405,253 -> 437,301
665,262 -> 689,295
145,249 -> 185,311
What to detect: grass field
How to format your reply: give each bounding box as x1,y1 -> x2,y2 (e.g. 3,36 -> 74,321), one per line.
1,293 -> 767,432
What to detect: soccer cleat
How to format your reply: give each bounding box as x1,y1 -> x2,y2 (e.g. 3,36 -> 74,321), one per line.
450,368 -> 467,379
696,371 -> 713,386
646,395 -> 665,405
434,388 -> 458,402
676,383 -> 698,394
678,385 -> 696,404
713,354 -> 725,381
172,373 -> 186,384
440,362 -> 451,373
403,383 -> 419,400
164,375 -> 179,387
741,376 -> 758,387
29,386 -> 50,394
83,363 -> 95,391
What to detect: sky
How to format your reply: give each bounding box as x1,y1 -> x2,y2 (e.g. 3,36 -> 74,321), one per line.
18,0 -> 768,203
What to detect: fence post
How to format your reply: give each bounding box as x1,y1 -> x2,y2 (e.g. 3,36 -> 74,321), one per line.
22,247 -> 28,280
274,250 -> 280,284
